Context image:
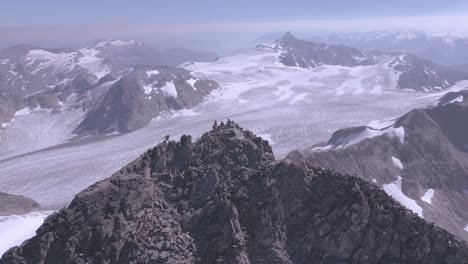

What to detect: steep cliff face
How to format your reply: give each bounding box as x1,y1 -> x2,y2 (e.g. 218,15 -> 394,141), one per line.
2,123 -> 468,263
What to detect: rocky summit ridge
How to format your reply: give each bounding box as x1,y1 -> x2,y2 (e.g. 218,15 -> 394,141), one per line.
2,122 -> 468,263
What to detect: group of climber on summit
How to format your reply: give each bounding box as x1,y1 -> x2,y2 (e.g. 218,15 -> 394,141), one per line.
212,119 -> 234,131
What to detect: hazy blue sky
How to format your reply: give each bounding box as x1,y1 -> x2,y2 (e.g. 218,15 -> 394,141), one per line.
3,0 -> 468,25
1,1 -> 468,50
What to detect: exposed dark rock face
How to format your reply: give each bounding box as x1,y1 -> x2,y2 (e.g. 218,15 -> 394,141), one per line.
0,192 -> 40,215
75,66 -> 218,133
2,123 -> 468,263
288,90 -> 468,242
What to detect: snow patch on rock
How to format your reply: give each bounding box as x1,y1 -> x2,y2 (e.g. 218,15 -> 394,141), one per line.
392,156 -> 403,170
161,82 -> 177,97
446,95 -> 464,105
383,176 -> 423,218
146,70 -> 160,76
142,84 -> 154,95
421,189 -> 435,204
14,107 -> 32,117
187,78 -> 198,90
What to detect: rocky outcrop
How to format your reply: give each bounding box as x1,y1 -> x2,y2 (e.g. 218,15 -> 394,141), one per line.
0,192 -> 40,215
288,90 -> 468,242
2,123 -> 468,263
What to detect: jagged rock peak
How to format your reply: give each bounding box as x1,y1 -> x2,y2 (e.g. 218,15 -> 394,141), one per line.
2,122 -> 468,263
277,31 -> 298,43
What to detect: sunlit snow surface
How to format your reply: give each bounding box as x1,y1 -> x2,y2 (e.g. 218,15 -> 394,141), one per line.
1,46 -> 468,209
0,211 -> 53,256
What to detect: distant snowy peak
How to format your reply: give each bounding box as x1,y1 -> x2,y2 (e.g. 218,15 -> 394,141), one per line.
24,47 -> 109,79
329,31 -> 468,44
95,40 -> 142,48
271,32 -> 468,92
0,45 -> 111,105
324,31 -> 468,68
0,41 -> 220,133
335,31 -> 424,42
0,40 -> 157,98
274,32 -> 377,69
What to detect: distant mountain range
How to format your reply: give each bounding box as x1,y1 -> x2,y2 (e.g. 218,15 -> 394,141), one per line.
275,32 -> 468,92
0,40 -> 219,135
306,31 -> 468,72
